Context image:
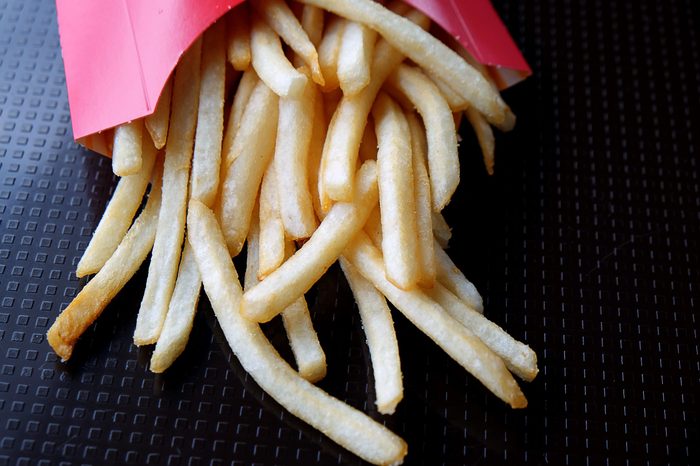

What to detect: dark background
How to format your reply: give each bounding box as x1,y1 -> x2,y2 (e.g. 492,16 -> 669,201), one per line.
1,0 -> 699,464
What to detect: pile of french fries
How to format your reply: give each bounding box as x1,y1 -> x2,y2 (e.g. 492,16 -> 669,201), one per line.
47,0 -> 538,464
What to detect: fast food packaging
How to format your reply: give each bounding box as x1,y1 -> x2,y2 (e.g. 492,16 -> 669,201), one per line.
55,0 -> 531,156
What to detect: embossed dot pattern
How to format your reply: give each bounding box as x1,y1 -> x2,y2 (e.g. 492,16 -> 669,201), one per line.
1,0 -> 699,465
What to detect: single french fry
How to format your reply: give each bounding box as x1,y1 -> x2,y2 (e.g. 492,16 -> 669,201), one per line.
248,221 -> 327,383
372,92 -> 419,290
242,160 -> 379,323
191,22 -> 226,207
387,64 -> 459,210
76,139 -> 157,277
321,9 -> 430,202
273,71 -> 318,239
432,211 -> 452,248
317,16 -> 345,91
145,77 -> 173,150
112,119 -> 143,176
218,80 -> 279,256
426,283 -> 538,381
48,163 -> 163,361
251,12 -> 308,98
297,0 -> 512,128
405,112 -> 436,287
186,199 -> 407,466
134,40 -> 202,346
339,258 -> 402,414
301,4 -> 324,47
307,85 -> 328,218
343,232 -> 527,409
337,21 -> 377,96
450,37 -> 516,132
252,0 -> 324,86
280,239 -> 327,383
258,164 -> 286,278
226,3 -> 251,70
149,240 -> 201,373
465,107 -> 496,175
434,240 -> 484,313
222,69 -> 259,160
426,70 -> 470,111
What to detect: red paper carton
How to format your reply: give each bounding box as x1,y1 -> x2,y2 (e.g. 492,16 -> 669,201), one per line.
55,0 -> 529,154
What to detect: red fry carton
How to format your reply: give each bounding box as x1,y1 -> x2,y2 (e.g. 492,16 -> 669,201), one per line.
55,0 -> 530,154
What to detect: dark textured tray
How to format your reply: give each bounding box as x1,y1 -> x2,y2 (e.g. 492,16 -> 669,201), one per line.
1,0 -> 699,465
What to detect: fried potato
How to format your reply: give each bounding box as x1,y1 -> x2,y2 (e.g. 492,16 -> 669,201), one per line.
188,199 -> 407,465
134,40 -> 202,345
48,163 -> 163,361
242,160 -> 378,323
112,119 -> 143,176
76,139 -> 157,277
343,232 -> 528,408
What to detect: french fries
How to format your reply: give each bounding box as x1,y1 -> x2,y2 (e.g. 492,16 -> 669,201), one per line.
134,40 -> 202,346
76,139 -> 157,277
145,77 -> 172,150
242,160 -> 379,323
251,12 -> 308,98
387,64 -> 459,210
48,2 -> 537,465
372,92 -> 419,289
48,162 -> 163,360
111,119 -> 143,176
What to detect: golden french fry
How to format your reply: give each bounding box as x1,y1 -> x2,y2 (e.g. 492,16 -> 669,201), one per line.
149,240 -> 201,373
250,12 -> 308,98
191,22 -> 226,207
242,160 -> 378,323
244,219 -> 326,382
273,71 -> 318,239
217,80 -> 279,257
466,107 -> 496,175
317,16 -> 345,91
427,283 -> 538,381
343,232 -> 528,408
307,85 -> 329,218
134,40 -> 202,346
77,139 -> 157,277
222,69 -> 260,160
405,112 -> 436,287
252,0 -> 324,86
434,240 -> 484,313
258,163 -> 286,278
48,163 -> 163,361
226,3 -> 251,71
280,239 -> 327,383
145,77 -> 172,150
301,4 -> 324,47
298,0 -> 512,128
372,92 -> 419,289
340,258 -> 402,414
187,199 -> 407,465
337,21 -> 377,96
112,119 -> 143,176
426,70 -> 470,111
321,9 -> 429,202
388,64 -> 459,210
